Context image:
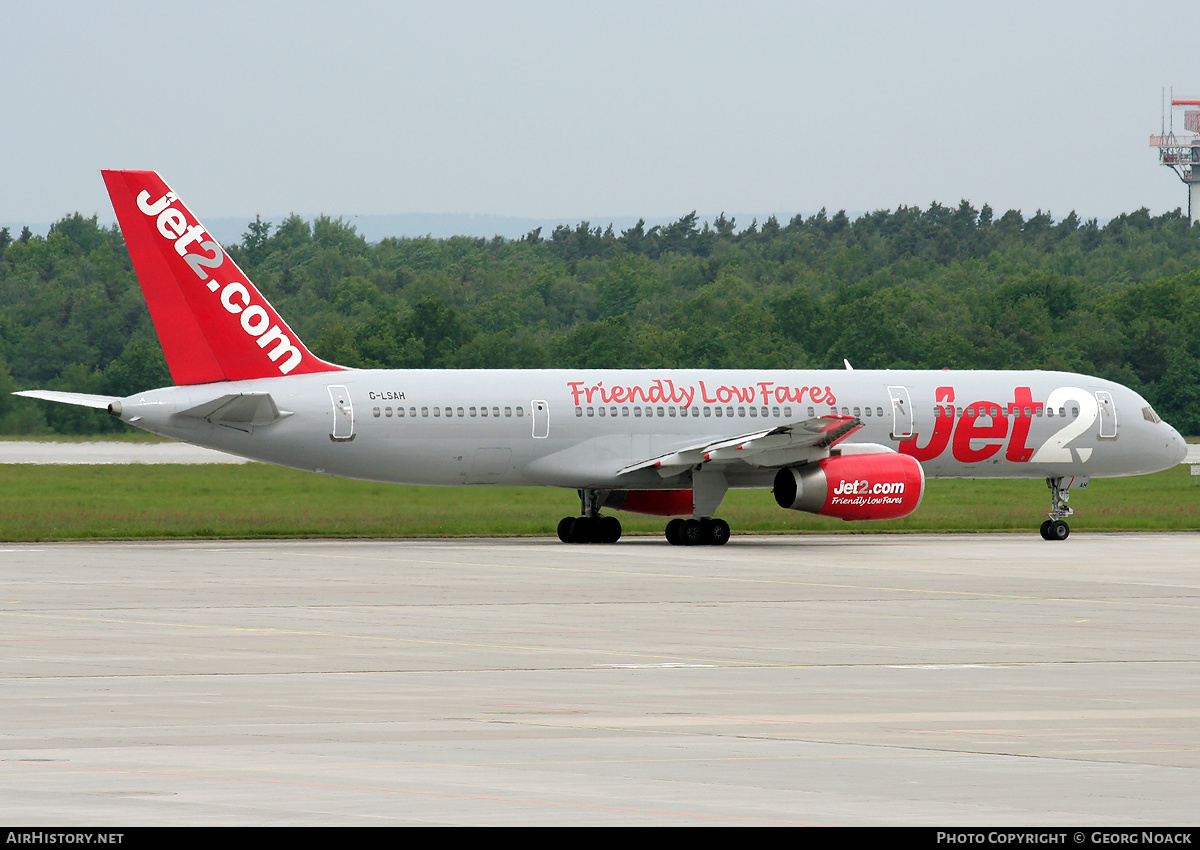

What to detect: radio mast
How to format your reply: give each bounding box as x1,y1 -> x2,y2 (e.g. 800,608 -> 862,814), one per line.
1150,93 -> 1200,224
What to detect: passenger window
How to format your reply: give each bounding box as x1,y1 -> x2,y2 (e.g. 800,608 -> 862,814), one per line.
714,407 -> 722,417
807,407 -> 815,417
505,407 -> 512,417
373,407 -> 381,418
587,407 -> 594,417
516,407 -> 524,417
433,407 -> 441,417
470,407 -> 476,417
398,407 -> 405,418
749,407 -> 757,418
691,407 -> 699,417
421,407 -> 429,417
738,407 -> 746,417
575,407 -> 583,417
385,407 -> 393,417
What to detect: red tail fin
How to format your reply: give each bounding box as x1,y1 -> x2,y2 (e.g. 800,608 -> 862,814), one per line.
103,170 -> 342,385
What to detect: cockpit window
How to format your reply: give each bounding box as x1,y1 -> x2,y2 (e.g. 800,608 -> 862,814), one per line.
1143,406 -> 1162,424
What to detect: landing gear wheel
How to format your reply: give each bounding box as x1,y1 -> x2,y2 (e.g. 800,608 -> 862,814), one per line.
1039,520 -> 1053,541
557,517 -> 575,543
680,519 -> 704,546
1048,520 -> 1070,540
599,515 -> 622,544
568,516 -> 595,543
705,518 -> 731,546
665,518 -> 685,546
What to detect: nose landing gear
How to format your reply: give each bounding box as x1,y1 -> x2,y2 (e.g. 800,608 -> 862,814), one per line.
1040,476 -> 1085,540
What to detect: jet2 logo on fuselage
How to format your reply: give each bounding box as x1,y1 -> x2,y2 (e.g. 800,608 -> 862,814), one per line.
900,386 -> 1104,464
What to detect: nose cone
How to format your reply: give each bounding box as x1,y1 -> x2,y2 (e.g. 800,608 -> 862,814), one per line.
1168,425 -> 1189,466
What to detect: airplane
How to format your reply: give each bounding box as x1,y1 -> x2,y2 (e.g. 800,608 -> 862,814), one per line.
15,171 -> 1190,544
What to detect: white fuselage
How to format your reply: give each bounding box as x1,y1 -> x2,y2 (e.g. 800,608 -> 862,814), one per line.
115,368 -> 1188,491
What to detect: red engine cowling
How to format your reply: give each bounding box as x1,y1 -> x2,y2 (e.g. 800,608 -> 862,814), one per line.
602,489 -> 694,517
772,453 -> 925,521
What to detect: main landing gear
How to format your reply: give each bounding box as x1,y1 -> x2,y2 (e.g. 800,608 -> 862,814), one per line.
1039,476 -> 1077,541
555,488 -> 731,545
557,489 -> 622,544
665,517 -> 730,546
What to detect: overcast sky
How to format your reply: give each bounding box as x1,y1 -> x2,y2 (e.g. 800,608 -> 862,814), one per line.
3,0 -> 1197,231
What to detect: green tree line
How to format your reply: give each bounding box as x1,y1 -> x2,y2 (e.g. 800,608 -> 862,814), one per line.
2,201 -> 1199,434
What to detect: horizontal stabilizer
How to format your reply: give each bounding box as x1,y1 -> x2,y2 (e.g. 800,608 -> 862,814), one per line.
178,393 -> 291,431
14,390 -> 118,410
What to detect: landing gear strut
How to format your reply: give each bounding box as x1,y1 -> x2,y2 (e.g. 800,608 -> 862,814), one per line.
557,489 -> 622,544
1039,477 -> 1075,541
665,517 -> 730,546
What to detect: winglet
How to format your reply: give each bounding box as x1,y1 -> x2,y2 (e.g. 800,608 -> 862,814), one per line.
102,170 -> 342,385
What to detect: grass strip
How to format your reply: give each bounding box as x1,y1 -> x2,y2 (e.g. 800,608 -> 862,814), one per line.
0,463 -> 1196,541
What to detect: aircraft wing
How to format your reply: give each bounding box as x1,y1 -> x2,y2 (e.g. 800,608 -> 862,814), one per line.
14,390 -> 119,409
617,414 -> 864,478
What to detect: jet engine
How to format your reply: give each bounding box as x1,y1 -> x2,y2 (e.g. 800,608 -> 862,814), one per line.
772,453 -> 925,521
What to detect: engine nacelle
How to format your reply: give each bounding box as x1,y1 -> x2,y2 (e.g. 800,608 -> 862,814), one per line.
602,489 -> 693,516
772,453 -> 925,521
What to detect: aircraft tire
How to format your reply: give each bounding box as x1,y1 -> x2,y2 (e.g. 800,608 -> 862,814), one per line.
1048,520 -> 1070,540
558,517 -> 576,543
1039,520 -> 1052,540
568,516 -> 595,543
681,519 -> 703,546
665,518 -> 685,546
599,516 -> 622,544
705,518 -> 731,546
